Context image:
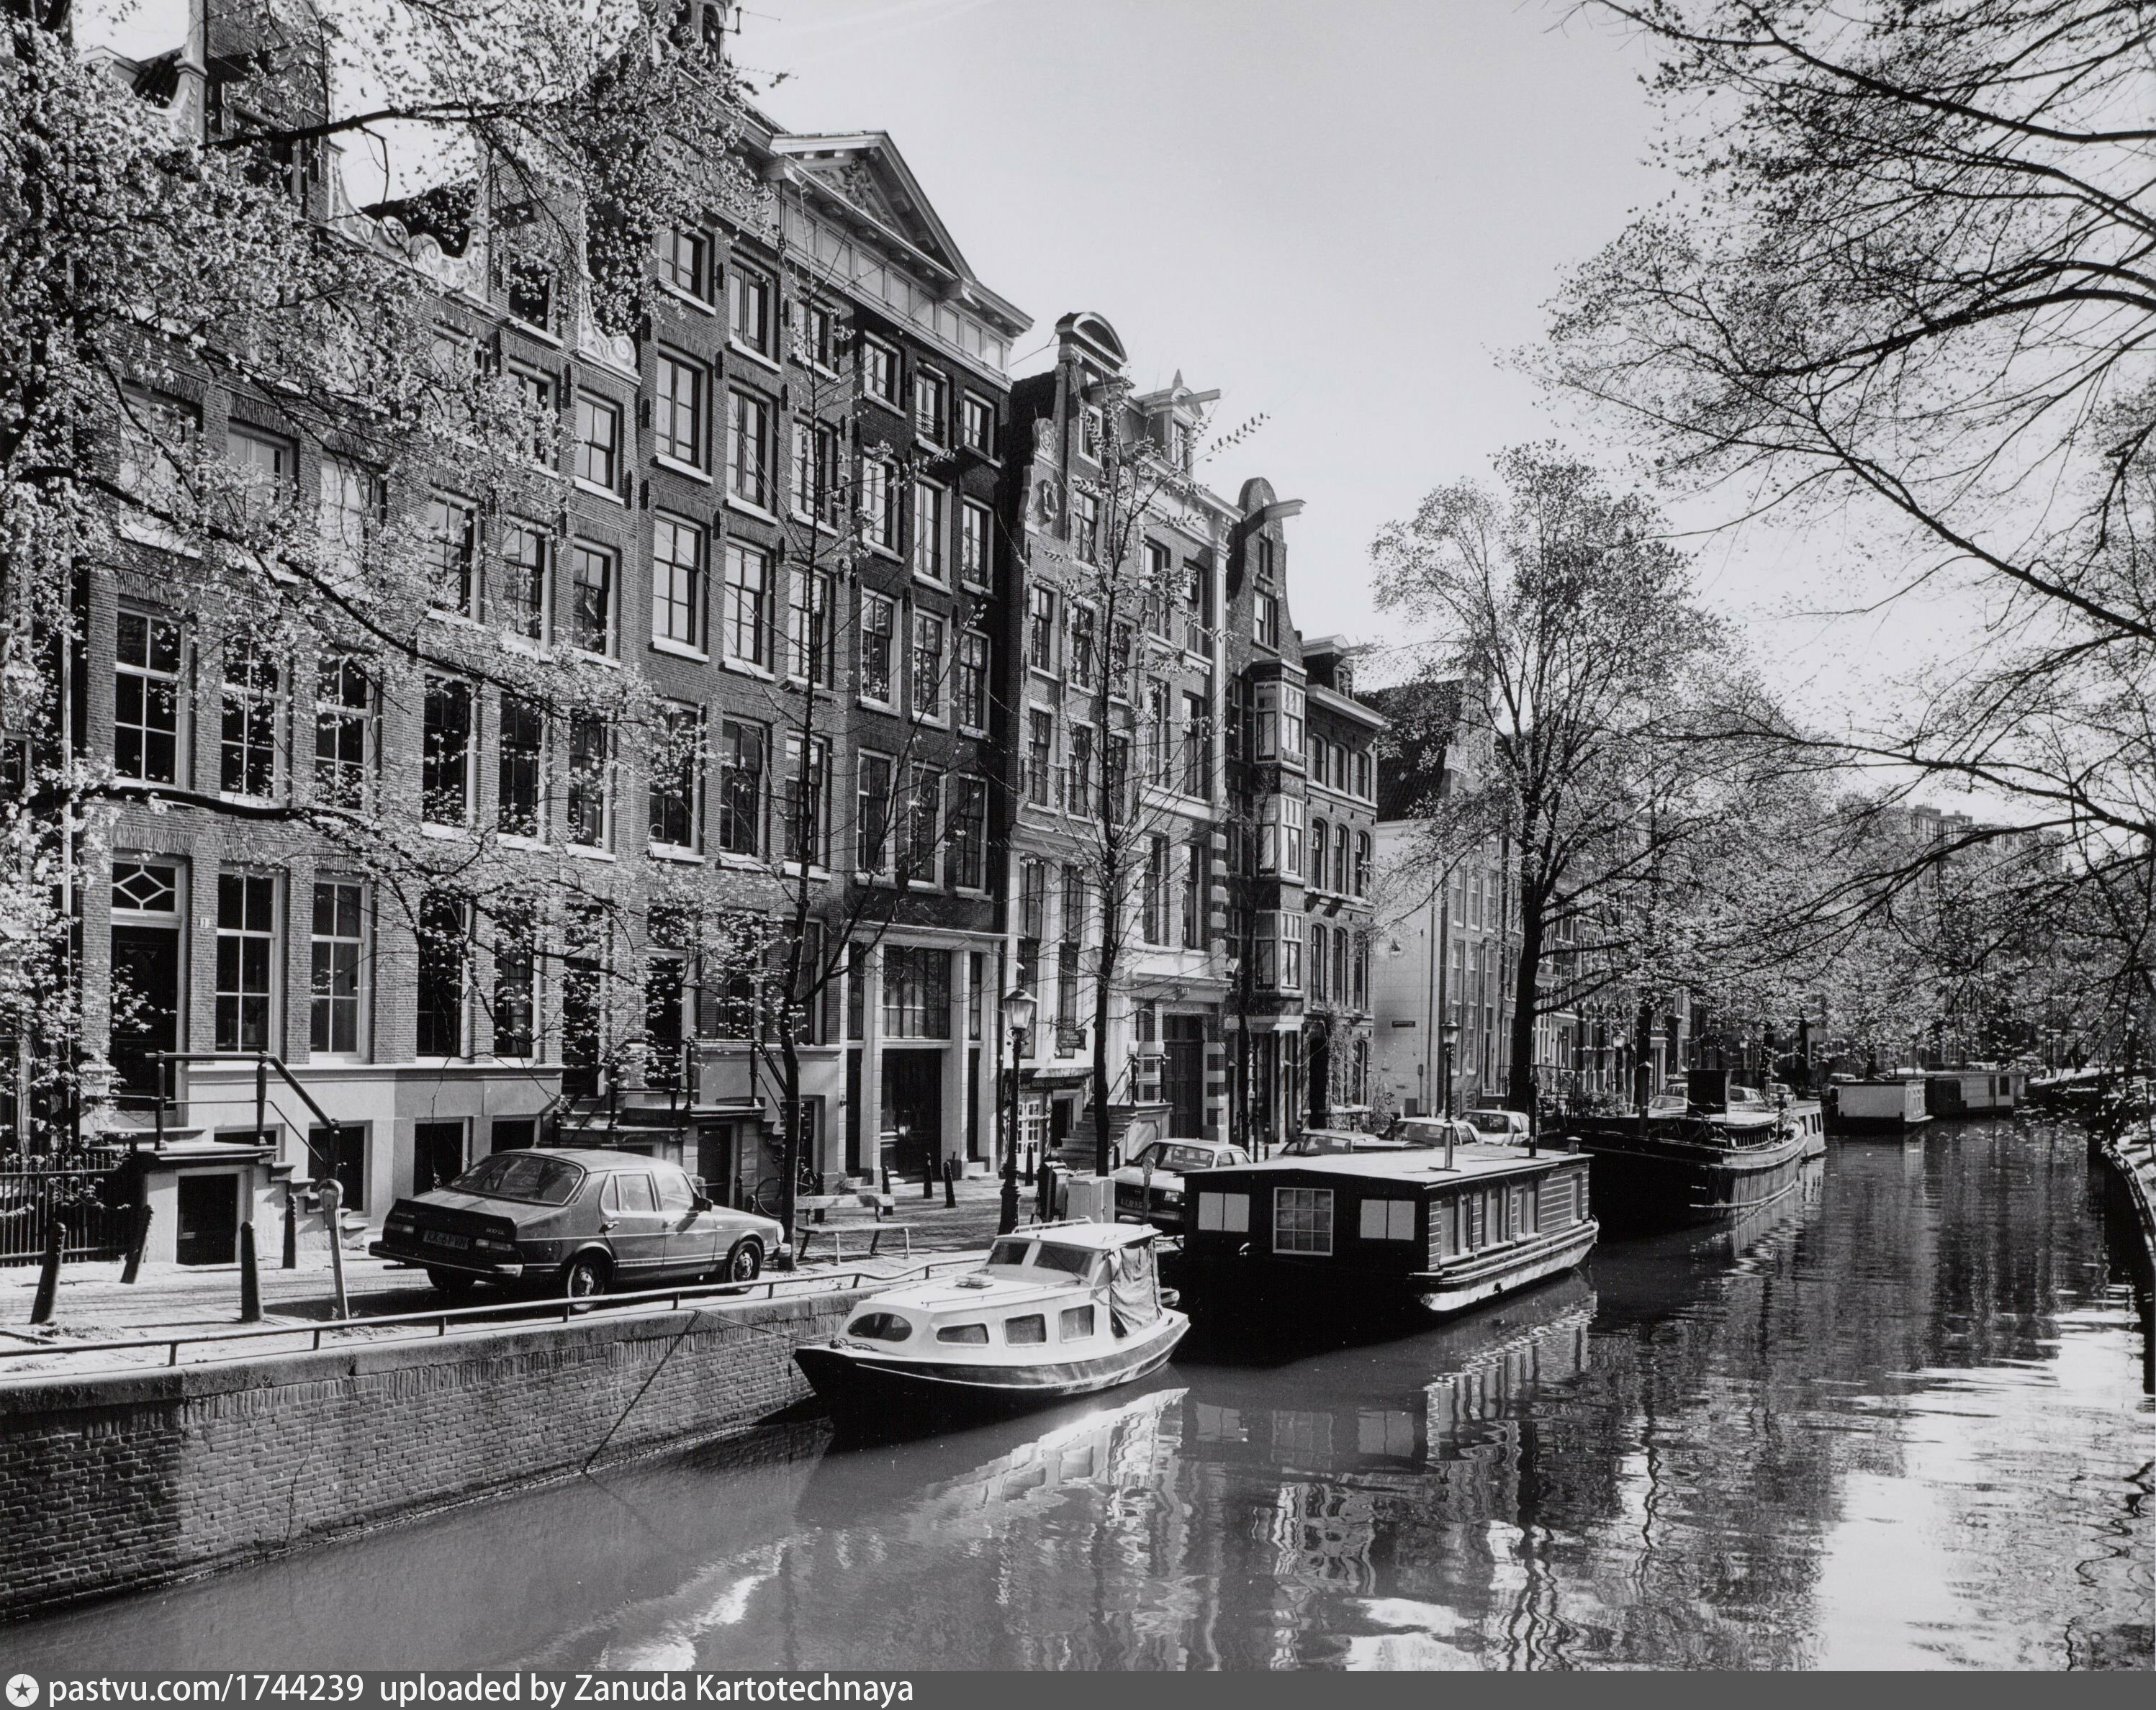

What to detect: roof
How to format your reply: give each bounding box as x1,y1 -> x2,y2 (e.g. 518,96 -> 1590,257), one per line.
1001,1219 -> 1158,1250
1191,1144 -> 1569,1185
533,1148 -> 685,1172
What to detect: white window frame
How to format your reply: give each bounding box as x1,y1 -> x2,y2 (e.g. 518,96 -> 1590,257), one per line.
1273,1186 -> 1332,1256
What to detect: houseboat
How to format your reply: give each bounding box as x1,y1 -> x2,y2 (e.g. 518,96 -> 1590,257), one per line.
794,1221 -> 1186,1433
1923,1067 -> 2026,1119
1827,1076 -> 1934,1136
1568,1069 -> 1818,1223
1166,1144 -> 1597,1324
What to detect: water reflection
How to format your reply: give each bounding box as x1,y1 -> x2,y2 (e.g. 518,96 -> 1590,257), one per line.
4,1125 -> 2147,1670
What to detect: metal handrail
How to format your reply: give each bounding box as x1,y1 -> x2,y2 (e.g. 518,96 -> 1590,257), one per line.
0,1255 -> 982,1372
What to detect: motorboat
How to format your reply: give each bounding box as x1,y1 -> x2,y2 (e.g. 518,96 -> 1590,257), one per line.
795,1221 -> 1188,1432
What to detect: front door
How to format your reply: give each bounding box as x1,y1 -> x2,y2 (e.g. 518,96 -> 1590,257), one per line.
110,925 -> 181,1100
599,1169 -> 669,1278
412,1121 -> 464,1195
1164,1015 -> 1206,1138
882,1049 -> 943,1179
175,1172 -> 238,1266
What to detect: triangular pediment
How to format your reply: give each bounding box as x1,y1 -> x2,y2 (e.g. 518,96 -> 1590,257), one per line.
772,134 -> 970,279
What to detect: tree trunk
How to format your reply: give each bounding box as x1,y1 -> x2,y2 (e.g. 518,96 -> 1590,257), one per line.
1506,882 -> 1544,1115
1092,910 -> 1117,1178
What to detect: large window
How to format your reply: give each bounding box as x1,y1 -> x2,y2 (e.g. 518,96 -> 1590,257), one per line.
780,733 -> 827,866
960,497 -> 991,585
729,265 -> 771,356
728,389 -> 772,509
1142,836 -> 1168,944
214,872 -> 276,1053
1183,558 -> 1212,653
902,763 -> 941,884
722,539 -> 771,669
657,226 -> 708,300
1073,490 -> 1100,562
716,717 -> 763,857
856,753 -> 893,874
491,902 -> 536,1058
569,543 -> 613,653
1182,692 -> 1209,797
649,704 -> 704,852
912,369 -> 947,443
912,480 -> 947,581
416,892 -> 466,1057
219,641 -> 278,798
956,630 -> 988,730
313,656 -> 371,809
1273,1187 -> 1334,1256
114,612 -> 182,783
1066,725 -> 1093,816
421,678 -> 472,825
860,335 -> 898,405
1027,710 -> 1053,807
859,591 -> 895,702
656,353 -> 704,468
1146,679 -> 1173,785
881,947 -> 951,1039
225,425 -> 296,528
567,713 -> 610,848
310,879 -> 366,1057
652,514 -> 705,650
961,393 -> 995,455
318,459 -> 379,582
949,776 -> 987,890
1028,585 -> 1056,672
860,458 -> 898,552
911,611 -> 944,720
793,419 -> 840,524
496,694 -> 546,838
1255,588 -> 1281,650
500,522 -> 549,641
425,496 -> 477,613
788,567 -> 834,686
1181,838 -> 1208,950
574,394 -> 621,490
1068,602 -> 1098,689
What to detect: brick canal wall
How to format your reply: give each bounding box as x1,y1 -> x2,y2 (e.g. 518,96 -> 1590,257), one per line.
0,1285 -> 872,1621
2096,1123 -> 2156,1285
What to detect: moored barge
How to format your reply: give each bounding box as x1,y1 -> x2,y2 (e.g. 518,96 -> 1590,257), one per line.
1569,1069 -> 1818,1223
1923,1067 -> 2026,1119
1167,1144 -> 1597,1324
1828,1075 -> 1934,1136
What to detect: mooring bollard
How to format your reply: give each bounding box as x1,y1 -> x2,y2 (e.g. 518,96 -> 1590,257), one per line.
281,1188 -> 298,1270
238,1221 -> 263,1323
29,1217 -> 64,1326
120,1203 -> 153,1285
943,1154 -> 957,1208
922,1159 -> 937,1200
320,1180 -> 351,1320
1025,1144 -> 1037,1177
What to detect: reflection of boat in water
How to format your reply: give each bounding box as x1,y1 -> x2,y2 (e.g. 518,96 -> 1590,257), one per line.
1587,1159 -> 1823,1326
795,1222 -> 1186,1435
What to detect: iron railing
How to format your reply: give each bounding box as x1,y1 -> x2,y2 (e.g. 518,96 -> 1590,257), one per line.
0,1170 -> 130,1267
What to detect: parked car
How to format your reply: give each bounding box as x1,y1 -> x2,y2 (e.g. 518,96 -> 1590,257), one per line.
371,1148 -> 785,1299
1463,1106 -> 1532,1142
1112,1139 -> 1252,1229
1376,1116 -> 1484,1154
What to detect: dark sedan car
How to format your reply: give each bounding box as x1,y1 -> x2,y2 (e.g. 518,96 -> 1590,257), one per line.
371,1148 -> 786,1298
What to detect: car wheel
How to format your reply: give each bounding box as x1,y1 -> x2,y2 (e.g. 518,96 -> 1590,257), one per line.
723,1239 -> 763,1283
561,1252 -> 609,1299
425,1267 -> 476,1299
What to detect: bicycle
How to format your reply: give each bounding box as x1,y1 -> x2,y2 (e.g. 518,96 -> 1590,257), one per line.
752,1157 -> 821,1218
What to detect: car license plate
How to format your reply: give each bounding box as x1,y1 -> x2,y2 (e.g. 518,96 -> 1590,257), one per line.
421,1230 -> 469,1251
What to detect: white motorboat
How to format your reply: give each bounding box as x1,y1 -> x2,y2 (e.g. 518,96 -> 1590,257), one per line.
795,1221 -> 1188,1431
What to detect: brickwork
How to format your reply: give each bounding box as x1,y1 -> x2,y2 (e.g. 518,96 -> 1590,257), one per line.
0,1285 -> 874,1620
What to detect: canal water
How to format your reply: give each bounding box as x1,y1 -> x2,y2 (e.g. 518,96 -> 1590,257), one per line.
7,1122 -> 2150,1670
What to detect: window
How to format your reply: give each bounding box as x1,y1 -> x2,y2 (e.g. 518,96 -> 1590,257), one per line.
1183,559 -> 1211,653
1281,682 -> 1306,759
1027,710 -> 1054,807
313,656 -> 371,808
1181,838 -> 1208,950
425,496 -> 476,612
801,300 -> 836,370
1104,733 -> 1130,823
496,695 -> 546,837
569,543 -> 614,653
860,335 -> 898,405
1358,751 -> 1374,800
729,265 -> 771,356
1057,866 -> 1083,1029
1359,1200 -> 1416,1241
500,522 -> 549,641
657,226 -> 709,299
1273,1186 -> 1332,1255
651,514 -> 705,650
650,705 -> 704,852
1182,692 -> 1209,796
1073,489 -> 1100,562
1355,831 -> 1371,897
574,394 -> 621,490
727,389 -> 772,510
1057,1304 -> 1094,1339
1068,602 -> 1098,689
1145,542 -> 1173,637
912,369 -> 947,443
860,458 -> 899,552
308,879 -> 366,1057
1196,1192 -> 1250,1234
780,733 -> 827,866
318,459 -> 379,581
1066,725 -> 1093,816
655,353 -> 705,467
218,641 -> 278,798
1278,910 -> 1304,990
421,678 -> 472,824
857,753 -> 893,873
959,498 -> 991,585
1309,819 -> 1329,890
114,612 -> 183,783
113,390 -> 194,540
789,567 -> 835,686
723,539 -> 770,668
1310,922 -> 1330,1001
416,891 -> 466,1057
793,418 -> 841,524
1350,931 -> 1368,1011
956,629 -> 989,730
1268,796 -> 1306,877
491,903 -> 536,1057
567,712 -> 610,848
1256,589 -> 1281,650
225,425 -> 297,526
716,717 -> 763,857
509,367 -> 553,463
962,393 -> 995,455
903,763 -> 942,883
1028,584 -> 1056,672
949,776 -> 987,890
1146,680 -> 1173,784
858,590 -> 895,701
213,872 -> 276,1053
911,611 -> 944,720
1018,859 -> 1047,989
882,946 -> 952,1039
1081,405 -> 1104,459
1334,825 -> 1352,895
505,258 -> 552,331
1142,836 -> 1168,944
912,480 -> 947,580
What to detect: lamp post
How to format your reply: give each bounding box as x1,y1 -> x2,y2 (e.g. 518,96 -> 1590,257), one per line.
999,985 -> 1036,1236
1440,1019 -> 1460,1172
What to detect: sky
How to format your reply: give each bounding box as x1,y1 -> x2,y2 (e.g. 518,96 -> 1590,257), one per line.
746,0 -> 1673,678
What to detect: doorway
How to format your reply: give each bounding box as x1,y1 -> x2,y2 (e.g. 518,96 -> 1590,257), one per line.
412,1121 -> 464,1195
175,1172 -> 239,1266
110,925 -> 181,1100
1163,1015 -> 1206,1138
882,1049 -> 943,1179
1307,1027 -> 1332,1128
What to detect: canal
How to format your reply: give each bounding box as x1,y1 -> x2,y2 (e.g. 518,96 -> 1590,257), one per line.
6,1121 -> 2150,1670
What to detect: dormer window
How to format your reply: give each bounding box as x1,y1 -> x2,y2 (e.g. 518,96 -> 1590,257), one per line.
505,260 -> 553,333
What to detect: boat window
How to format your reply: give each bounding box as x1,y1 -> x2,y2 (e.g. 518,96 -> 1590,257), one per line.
987,1238 -> 1034,1267
1059,1304 -> 1095,1339
1033,1244 -> 1099,1279
936,1323 -> 990,1344
1196,1191 -> 1249,1233
1004,1314 -> 1046,1344
845,1312 -> 912,1342
1358,1199 -> 1416,1240
452,1152 -> 586,1206
1273,1186 -> 1333,1255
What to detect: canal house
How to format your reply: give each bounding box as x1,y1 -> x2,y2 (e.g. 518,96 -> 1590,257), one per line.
1169,1144 -> 1597,1320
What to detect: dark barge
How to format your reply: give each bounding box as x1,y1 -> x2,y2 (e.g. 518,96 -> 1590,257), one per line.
1566,1069 -> 1818,1224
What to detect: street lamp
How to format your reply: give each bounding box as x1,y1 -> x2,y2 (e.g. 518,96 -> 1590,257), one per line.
999,985 -> 1037,1236
1439,1019 -> 1461,1172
